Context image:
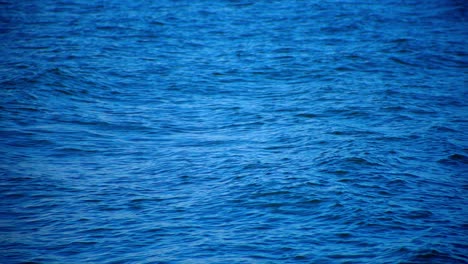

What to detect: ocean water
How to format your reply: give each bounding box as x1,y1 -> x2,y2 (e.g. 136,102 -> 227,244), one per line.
0,0 -> 467,263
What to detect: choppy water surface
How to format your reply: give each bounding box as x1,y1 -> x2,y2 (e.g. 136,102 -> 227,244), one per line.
1,0 -> 467,263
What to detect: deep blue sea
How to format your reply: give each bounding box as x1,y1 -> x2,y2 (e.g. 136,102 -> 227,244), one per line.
1,0 -> 467,263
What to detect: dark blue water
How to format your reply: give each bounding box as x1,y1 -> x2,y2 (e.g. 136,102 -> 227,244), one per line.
1,0 -> 467,263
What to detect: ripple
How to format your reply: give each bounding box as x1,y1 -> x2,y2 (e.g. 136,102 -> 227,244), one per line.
1,0 -> 466,263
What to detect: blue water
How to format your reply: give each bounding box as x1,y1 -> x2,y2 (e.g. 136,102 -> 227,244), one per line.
1,0 -> 467,263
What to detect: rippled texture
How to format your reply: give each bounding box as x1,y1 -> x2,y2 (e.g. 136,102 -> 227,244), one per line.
1,0 -> 467,263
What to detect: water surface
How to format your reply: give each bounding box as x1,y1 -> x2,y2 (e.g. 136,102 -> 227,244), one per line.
1,0 -> 467,263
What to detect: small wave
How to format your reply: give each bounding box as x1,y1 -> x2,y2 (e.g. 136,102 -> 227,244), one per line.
438,153 -> 468,165
294,113 -> 319,119
404,249 -> 467,264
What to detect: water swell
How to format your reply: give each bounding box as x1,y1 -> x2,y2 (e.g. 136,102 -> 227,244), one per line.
1,0 -> 467,263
